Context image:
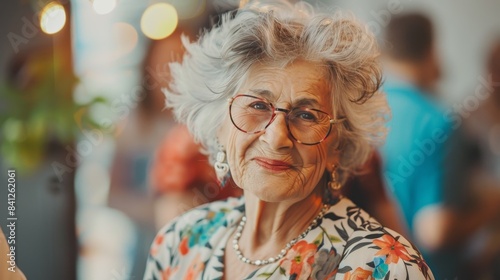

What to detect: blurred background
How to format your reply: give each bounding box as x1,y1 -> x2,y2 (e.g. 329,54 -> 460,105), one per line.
0,0 -> 499,279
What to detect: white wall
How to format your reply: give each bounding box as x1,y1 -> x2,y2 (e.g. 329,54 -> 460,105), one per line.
329,0 -> 500,103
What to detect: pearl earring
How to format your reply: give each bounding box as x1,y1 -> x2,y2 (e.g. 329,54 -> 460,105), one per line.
328,165 -> 342,191
214,144 -> 230,186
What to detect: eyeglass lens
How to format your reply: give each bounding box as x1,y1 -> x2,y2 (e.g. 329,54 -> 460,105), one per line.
229,95 -> 332,144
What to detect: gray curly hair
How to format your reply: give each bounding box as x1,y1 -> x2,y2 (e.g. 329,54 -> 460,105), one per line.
164,1 -> 388,184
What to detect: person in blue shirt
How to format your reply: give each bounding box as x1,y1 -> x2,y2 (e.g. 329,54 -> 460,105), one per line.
380,13 -> 475,279
381,12 -> 447,236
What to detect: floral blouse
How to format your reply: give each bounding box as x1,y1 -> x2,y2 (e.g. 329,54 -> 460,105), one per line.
144,196 -> 434,280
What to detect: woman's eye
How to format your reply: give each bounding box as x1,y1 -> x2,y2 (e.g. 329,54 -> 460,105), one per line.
250,101 -> 271,111
297,111 -> 317,121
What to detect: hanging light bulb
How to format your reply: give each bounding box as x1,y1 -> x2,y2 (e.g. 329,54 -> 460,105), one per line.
39,1 -> 66,35
140,3 -> 178,40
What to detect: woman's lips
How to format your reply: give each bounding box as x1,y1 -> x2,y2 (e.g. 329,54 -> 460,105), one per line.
253,157 -> 292,172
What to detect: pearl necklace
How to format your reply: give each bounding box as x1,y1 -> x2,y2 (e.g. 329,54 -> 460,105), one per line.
232,203 -> 330,266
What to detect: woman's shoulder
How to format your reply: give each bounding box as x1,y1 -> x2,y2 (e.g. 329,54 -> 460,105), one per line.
145,196 -> 244,278
324,197 -> 384,231
323,198 -> 390,248
327,198 -> 434,279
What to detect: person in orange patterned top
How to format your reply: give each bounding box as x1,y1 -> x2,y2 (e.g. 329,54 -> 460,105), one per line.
150,124 -> 242,228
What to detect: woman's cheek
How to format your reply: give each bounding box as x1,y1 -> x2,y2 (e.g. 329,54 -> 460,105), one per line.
227,132 -> 257,188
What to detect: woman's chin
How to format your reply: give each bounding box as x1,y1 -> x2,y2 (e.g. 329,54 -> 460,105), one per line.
236,165 -> 308,202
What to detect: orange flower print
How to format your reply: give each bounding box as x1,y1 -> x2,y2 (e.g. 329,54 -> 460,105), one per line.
184,254 -> 205,280
179,237 -> 189,255
343,267 -> 373,280
373,234 -> 410,264
280,240 -> 318,280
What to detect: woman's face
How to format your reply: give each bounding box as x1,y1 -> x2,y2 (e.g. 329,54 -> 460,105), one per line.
218,60 -> 339,203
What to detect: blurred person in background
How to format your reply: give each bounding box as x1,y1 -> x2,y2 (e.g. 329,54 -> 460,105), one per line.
466,39 -> 500,183
381,14 -> 453,259
461,38 -> 500,279
149,124 -> 242,229
381,12 -> 500,279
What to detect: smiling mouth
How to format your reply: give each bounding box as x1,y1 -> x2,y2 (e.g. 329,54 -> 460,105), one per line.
253,157 -> 293,172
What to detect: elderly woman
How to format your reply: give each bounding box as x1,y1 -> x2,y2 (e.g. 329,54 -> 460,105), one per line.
144,1 -> 433,279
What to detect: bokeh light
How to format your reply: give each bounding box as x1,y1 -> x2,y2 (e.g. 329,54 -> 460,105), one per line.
112,22 -> 138,57
40,2 -> 66,35
92,0 -> 117,15
140,3 -> 178,40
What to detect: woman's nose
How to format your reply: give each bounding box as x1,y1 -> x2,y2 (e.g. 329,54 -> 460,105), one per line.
260,112 -> 293,150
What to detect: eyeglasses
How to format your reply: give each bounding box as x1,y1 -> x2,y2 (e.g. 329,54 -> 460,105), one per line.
228,94 -> 344,145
